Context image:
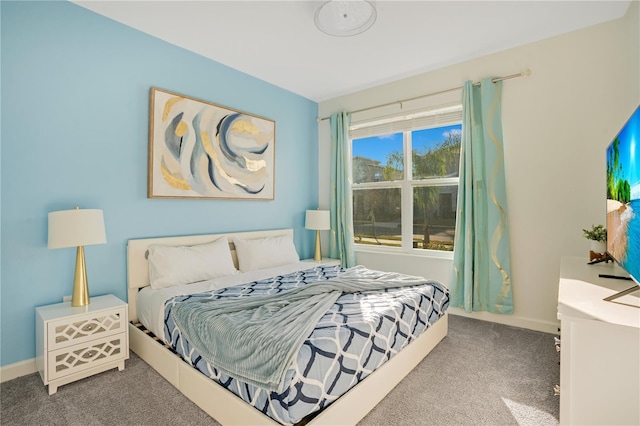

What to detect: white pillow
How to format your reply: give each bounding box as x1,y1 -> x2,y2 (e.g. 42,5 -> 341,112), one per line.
147,237 -> 237,289
233,235 -> 300,272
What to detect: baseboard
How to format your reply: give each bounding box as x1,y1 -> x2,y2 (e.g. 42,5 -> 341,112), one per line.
448,308 -> 559,334
0,358 -> 37,383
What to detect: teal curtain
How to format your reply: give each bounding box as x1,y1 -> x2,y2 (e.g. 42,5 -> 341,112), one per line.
329,112 -> 356,267
451,78 -> 513,314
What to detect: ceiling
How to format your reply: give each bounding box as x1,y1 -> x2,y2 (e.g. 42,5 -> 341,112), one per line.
73,1 -> 631,102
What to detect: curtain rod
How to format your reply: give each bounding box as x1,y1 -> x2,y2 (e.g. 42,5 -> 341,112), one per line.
317,69 -> 532,122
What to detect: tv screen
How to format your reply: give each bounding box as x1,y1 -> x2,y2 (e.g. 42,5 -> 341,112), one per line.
606,105 -> 640,288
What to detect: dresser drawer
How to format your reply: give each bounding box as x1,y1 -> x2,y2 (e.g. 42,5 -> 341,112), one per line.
47,333 -> 126,381
47,307 -> 126,351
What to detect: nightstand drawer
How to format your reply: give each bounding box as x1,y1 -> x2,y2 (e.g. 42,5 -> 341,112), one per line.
48,307 -> 126,351
47,333 -> 126,381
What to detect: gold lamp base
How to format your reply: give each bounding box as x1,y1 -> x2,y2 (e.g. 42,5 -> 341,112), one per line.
314,230 -> 323,262
72,245 -> 90,307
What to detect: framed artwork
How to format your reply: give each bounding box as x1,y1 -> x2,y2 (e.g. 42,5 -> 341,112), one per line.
148,88 -> 275,200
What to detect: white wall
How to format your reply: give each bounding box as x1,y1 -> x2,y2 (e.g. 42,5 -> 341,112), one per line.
317,4 -> 640,333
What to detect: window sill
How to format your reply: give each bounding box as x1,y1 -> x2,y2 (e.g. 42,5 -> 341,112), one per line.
354,244 -> 454,261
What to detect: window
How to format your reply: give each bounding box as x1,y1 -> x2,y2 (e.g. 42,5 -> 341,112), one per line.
350,106 -> 462,252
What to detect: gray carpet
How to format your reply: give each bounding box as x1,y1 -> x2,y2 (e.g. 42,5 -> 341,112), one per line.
359,315 -> 559,426
1,315 -> 559,425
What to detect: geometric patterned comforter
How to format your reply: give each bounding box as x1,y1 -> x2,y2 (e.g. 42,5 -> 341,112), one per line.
164,265 -> 449,425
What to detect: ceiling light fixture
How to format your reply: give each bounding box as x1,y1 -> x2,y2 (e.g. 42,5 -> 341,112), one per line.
314,0 -> 377,37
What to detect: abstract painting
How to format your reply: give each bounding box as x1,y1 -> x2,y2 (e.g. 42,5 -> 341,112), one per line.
148,88 -> 275,200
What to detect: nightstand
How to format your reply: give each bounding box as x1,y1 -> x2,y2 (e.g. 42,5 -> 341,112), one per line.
35,294 -> 129,395
302,258 -> 341,267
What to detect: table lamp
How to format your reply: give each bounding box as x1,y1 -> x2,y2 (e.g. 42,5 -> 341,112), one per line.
305,209 -> 330,262
48,207 -> 107,307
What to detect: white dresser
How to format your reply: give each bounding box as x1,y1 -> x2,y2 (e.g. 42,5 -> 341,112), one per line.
558,256 -> 640,425
35,294 -> 129,394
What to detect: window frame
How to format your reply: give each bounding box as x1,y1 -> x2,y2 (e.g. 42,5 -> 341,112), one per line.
349,112 -> 461,258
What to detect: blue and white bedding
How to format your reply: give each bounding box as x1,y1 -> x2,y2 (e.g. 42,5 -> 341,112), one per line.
137,263 -> 449,425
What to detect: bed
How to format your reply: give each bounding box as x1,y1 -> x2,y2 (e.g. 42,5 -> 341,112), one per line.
127,228 -> 449,425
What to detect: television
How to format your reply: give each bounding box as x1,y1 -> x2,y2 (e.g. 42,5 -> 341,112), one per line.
604,105 -> 640,303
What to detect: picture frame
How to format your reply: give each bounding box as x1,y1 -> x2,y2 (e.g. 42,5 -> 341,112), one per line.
148,88 -> 275,200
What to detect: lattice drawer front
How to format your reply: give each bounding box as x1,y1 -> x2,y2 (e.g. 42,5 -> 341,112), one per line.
47,334 -> 126,381
48,308 -> 126,350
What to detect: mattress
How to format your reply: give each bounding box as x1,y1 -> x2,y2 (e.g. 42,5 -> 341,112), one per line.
137,263 -> 449,425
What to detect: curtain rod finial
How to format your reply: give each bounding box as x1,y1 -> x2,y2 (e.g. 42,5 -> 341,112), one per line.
523,69 -> 532,77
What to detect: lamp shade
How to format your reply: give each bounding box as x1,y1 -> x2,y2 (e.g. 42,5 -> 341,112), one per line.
48,208 -> 107,249
305,210 -> 330,231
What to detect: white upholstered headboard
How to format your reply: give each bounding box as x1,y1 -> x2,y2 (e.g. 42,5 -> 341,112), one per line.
126,228 -> 294,322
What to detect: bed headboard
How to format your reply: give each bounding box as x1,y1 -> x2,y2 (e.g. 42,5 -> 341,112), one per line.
127,228 -> 294,322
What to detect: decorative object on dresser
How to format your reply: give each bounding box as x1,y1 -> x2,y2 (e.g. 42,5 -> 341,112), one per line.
35,294 -> 129,395
148,87 -> 276,200
582,224 -> 608,263
305,209 -> 330,261
47,207 -> 107,307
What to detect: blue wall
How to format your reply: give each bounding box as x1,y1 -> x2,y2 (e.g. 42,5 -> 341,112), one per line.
0,1 -> 319,366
